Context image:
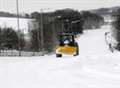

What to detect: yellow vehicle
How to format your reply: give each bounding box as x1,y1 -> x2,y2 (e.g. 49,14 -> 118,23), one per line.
56,33 -> 79,57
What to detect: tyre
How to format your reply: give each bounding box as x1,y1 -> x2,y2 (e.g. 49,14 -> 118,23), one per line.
56,54 -> 62,57
74,42 -> 79,56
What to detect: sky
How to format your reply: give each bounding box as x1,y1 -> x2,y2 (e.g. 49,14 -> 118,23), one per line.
0,0 -> 120,13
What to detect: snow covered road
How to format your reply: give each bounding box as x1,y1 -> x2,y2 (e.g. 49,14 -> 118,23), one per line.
0,25 -> 120,88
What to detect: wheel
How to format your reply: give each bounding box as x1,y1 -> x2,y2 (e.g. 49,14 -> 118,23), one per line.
56,54 -> 62,57
74,42 -> 79,56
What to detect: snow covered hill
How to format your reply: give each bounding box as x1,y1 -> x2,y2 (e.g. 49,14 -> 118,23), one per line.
0,24 -> 120,88
0,17 -> 31,33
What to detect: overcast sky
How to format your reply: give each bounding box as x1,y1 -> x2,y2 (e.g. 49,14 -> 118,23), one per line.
0,0 -> 120,13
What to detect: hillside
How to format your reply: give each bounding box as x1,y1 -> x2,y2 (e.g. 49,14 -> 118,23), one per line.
0,17 -> 31,33
89,6 -> 120,16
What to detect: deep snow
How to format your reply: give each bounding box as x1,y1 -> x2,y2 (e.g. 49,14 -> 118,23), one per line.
0,24 -> 120,88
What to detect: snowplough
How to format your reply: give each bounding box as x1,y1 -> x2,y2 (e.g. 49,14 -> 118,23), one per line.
56,33 -> 79,57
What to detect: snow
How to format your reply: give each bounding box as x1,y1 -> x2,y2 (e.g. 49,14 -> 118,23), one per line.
0,23 -> 120,88
0,17 -> 31,33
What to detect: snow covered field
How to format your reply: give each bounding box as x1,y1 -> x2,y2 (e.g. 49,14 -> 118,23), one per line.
0,24 -> 120,88
0,17 -> 31,33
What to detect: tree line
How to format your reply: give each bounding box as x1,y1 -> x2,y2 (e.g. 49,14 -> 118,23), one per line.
0,11 -> 30,18
112,9 -> 120,50
0,27 -> 25,52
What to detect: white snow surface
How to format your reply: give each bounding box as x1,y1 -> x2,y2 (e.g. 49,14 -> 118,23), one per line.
0,24 -> 120,88
0,17 -> 31,33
